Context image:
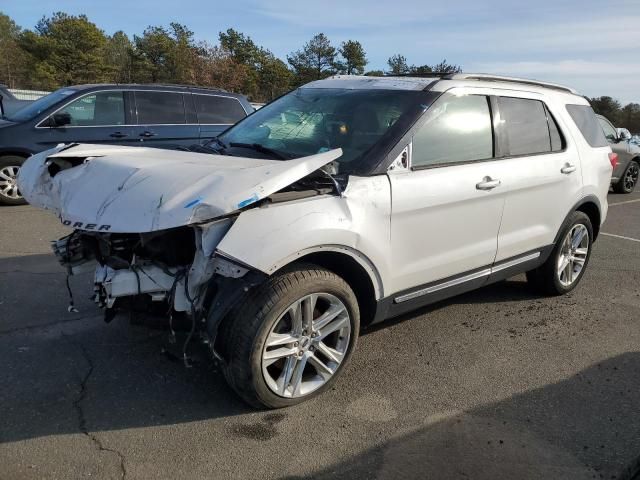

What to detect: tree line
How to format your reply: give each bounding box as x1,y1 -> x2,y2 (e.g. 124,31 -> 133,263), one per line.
0,11 -> 459,103
0,10 -> 638,131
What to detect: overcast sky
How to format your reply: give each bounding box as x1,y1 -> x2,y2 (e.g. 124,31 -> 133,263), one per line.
4,0 -> 639,104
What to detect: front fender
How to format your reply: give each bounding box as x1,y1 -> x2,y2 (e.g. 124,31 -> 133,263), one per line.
215,175 -> 392,299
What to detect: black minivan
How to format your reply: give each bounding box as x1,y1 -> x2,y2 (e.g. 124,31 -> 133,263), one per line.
0,84 -> 253,204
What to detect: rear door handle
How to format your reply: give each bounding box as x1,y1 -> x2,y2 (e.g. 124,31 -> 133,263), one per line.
110,131 -> 128,138
561,163 -> 576,174
139,130 -> 156,138
476,176 -> 501,190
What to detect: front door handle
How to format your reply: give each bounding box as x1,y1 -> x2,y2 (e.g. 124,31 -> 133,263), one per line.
476,176 -> 501,190
139,130 -> 156,138
110,131 -> 128,138
561,163 -> 577,174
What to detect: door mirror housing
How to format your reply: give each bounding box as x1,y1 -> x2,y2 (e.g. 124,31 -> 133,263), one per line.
617,128 -> 632,141
49,112 -> 72,128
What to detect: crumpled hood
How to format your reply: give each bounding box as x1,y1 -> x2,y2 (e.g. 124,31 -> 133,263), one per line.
18,144 -> 342,233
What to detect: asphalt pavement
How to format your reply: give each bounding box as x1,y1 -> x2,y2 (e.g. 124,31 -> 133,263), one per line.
0,191 -> 639,480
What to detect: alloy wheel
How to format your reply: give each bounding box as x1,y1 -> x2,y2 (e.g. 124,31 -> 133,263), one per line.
0,165 -> 21,200
624,162 -> 639,191
262,292 -> 351,398
557,224 -> 589,287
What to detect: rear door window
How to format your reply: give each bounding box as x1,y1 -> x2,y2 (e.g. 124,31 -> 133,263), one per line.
498,97 -> 551,156
135,91 -> 186,124
412,94 -> 494,168
193,94 -> 247,124
566,105 -> 608,147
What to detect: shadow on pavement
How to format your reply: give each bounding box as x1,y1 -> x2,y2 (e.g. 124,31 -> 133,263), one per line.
286,352 -> 640,480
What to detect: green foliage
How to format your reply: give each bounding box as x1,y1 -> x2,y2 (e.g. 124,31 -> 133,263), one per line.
0,13 -> 29,88
20,12 -> 109,89
337,40 -> 367,75
287,33 -> 337,84
589,97 -> 640,134
387,54 -> 410,74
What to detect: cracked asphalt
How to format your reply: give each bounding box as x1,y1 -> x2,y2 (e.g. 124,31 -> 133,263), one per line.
1,191 -> 639,480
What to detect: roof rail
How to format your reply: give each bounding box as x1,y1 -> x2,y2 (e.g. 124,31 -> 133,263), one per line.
443,73 -> 579,94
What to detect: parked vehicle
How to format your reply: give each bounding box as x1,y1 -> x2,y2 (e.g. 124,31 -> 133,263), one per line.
0,84 -> 253,205
18,74 -> 613,408
596,114 -> 640,193
0,85 -> 34,117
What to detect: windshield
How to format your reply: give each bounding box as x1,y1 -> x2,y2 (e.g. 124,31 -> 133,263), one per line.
217,88 -> 437,175
6,88 -> 77,122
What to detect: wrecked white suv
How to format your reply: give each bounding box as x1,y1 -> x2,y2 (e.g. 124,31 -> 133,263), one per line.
18,74 -> 613,408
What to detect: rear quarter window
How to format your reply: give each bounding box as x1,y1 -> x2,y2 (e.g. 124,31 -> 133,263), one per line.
193,95 -> 247,124
566,104 -> 608,147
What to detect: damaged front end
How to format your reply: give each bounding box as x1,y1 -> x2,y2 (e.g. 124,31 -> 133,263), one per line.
22,143 -> 343,364
52,217 -> 263,363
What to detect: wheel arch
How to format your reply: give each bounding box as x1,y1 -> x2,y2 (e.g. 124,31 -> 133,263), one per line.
572,196 -> 601,241
0,149 -> 32,160
279,248 -> 380,327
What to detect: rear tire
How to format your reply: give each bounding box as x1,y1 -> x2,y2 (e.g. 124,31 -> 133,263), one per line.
218,265 -> 360,409
0,155 -> 27,205
613,160 -> 639,194
526,211 -> 593,296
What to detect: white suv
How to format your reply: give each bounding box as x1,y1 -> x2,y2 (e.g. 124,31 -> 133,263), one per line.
18,74 -> 614,408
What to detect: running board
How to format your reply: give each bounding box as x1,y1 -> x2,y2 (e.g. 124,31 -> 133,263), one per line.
394,252 -> 541,304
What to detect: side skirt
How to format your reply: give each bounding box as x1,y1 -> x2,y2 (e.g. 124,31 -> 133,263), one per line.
371,246 -> 554,324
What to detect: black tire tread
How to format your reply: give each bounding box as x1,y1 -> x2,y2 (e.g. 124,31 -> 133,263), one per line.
220,264 -> 359,408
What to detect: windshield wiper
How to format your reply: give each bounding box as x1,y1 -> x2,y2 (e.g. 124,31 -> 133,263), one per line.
228,142 -> 291,160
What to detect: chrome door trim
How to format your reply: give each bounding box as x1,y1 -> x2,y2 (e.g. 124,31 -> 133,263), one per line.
394,251 -> 541,303
394,268 -> 491,303
491,251 -> 540,273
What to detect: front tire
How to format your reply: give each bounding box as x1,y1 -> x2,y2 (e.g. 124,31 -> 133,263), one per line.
0,155 -> 27,205
526,211 -> 593,296
613,160 -> 639,194
219,265 -> 360,409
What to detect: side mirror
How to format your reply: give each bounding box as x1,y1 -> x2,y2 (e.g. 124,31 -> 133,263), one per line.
49,112 -> 72,127
617,128 -> 632,141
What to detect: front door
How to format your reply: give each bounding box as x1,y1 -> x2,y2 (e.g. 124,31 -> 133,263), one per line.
43,90 -> 134,148
388,91 -> 505,297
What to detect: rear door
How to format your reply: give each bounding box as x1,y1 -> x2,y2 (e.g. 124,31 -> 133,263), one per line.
388,90 -> 506,297
192,93 -> 249,141
132,90 -> 200,148
40,90 -> 134,148
493,94 -> 583,264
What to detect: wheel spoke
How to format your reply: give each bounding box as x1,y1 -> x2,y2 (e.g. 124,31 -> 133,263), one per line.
558,254 -> 570,273
301,294 -> 317,332
574,247 -> 588,256
276,356 -> 297,393
308,354 -> 333,380
313,303 -> 345,331
290,355 -> 308,396
288,300 -> 303,335
263,346 -> 297,367
318,315 -> 348,340
571,227 -> 586,248
571,256 -> 585,266
316,341 -> 344,364
266,332 -> 298,347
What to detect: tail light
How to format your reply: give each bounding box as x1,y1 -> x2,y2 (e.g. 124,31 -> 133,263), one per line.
609,152 -> 618,169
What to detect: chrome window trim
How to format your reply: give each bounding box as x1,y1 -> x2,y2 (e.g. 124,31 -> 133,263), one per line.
35,89 -> 243,129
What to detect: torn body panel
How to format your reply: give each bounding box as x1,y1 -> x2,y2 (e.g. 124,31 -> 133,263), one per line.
216,175 -> 392,299
17,143 -> 342,233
